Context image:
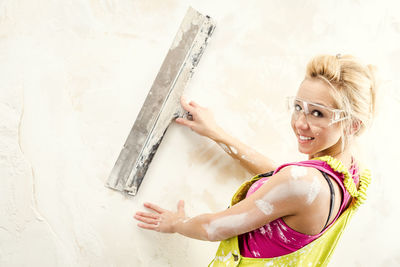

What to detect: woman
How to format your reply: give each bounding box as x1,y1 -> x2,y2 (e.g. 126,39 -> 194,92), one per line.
134,54 -> 376,266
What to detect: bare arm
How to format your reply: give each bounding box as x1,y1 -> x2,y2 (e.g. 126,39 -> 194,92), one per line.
212,127 -> 277,175
175,97 -> 277,175
134,166 -> 320,241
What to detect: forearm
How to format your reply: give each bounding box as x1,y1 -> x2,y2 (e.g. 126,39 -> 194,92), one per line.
211,127 -> 277,175
174,212 -> 251,242
173,214 -> 213,241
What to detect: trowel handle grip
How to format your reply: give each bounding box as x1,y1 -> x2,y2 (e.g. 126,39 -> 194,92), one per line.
174,106 -> 194,121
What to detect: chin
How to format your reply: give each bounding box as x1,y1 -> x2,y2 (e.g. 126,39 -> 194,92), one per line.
298,146 -> 314,155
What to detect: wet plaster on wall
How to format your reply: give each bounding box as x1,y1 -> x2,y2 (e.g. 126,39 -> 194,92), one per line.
2,0 -> 400,266
0,89 -> 63,266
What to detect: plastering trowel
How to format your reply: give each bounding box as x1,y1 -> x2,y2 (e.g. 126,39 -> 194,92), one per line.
105,7 -> 216,196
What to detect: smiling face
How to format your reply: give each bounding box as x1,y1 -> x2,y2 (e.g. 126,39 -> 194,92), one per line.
291,78 -> 344,158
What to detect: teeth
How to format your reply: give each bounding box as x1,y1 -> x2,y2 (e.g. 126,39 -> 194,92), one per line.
300,135 -> 313,140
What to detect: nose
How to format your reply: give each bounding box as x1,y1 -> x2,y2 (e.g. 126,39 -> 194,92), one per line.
294,111 -> 310,130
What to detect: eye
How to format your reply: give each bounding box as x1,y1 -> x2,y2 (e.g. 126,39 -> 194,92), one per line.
311,110 -> 323,117
294,104 -> 302,111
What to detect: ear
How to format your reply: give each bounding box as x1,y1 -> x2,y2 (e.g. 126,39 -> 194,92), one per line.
349,119 -> 362,135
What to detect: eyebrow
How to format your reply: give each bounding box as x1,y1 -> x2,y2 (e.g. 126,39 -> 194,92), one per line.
312,101 -> 328,106
295,98 -> 331,108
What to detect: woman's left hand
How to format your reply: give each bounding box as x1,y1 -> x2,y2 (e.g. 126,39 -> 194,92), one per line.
134,200 -> 186,233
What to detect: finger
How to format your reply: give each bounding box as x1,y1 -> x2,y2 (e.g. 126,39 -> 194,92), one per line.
135,211 -> 159,220
137,222 -> 160,231
143,202 -> 166,213
189,100 -> 200,108
134,214 -> 160,225
180,96 -> 195,113
175,117 -> 195,128
177,200 -> 185,213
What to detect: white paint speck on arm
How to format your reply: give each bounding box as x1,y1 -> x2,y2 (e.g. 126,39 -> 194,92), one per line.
218,142 -> 231,154
229,145 -> 238,155
182,217 -> 192,223
306,176 -> 321,204
255,198 -> 274,215
290,165 -> 308,180
203,213 -> 248,241
254,169 -> 323,217
240,154 -> 256,165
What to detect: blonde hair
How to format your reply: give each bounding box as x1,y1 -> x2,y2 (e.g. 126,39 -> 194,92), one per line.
305,54 -> 377,150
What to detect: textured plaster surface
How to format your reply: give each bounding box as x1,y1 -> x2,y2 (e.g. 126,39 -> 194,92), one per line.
1,0 -> 400,266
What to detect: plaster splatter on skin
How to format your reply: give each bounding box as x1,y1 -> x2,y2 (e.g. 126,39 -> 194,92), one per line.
255,173 -> 322,214
240,154 -> 256,165
203,213 -> 247,240
255,198 -> 274,215
218,142 -> 231,154
290,165 -> 308,180
307,176 -> 321,204
182,217 -> 192,223
229,145 -> 238,155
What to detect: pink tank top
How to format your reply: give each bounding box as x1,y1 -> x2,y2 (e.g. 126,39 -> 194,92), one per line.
238,159 -> 359,258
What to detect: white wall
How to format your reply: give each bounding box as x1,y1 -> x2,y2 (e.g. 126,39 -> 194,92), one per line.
1,0 -> 399,266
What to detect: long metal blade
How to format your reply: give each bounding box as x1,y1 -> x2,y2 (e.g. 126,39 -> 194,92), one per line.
106,7 -> 216,196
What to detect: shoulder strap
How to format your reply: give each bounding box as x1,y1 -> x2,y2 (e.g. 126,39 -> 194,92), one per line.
319,170 -> 335,232
257,170 -> 274,177
313,155 -> 372,209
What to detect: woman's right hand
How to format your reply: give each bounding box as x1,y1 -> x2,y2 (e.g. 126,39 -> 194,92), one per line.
175,96 -> 223,141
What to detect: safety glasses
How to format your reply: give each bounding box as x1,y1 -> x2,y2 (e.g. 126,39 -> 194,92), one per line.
286,96 -> 348,127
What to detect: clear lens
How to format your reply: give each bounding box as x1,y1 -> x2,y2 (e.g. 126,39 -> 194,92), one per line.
287,97 -> 345,127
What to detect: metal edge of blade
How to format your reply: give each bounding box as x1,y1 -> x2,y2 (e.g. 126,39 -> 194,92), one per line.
123,9 -> 215,195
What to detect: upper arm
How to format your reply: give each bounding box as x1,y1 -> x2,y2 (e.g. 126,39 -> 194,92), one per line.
203,165 -> 321,241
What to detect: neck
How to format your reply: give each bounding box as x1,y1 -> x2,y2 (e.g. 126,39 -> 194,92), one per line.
309,142 -> 354,170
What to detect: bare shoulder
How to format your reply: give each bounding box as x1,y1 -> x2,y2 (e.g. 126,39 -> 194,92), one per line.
274,165 -> 343,235
253,165 -> 330,214
272,164 -> 325,186
266,165 -> 331,207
